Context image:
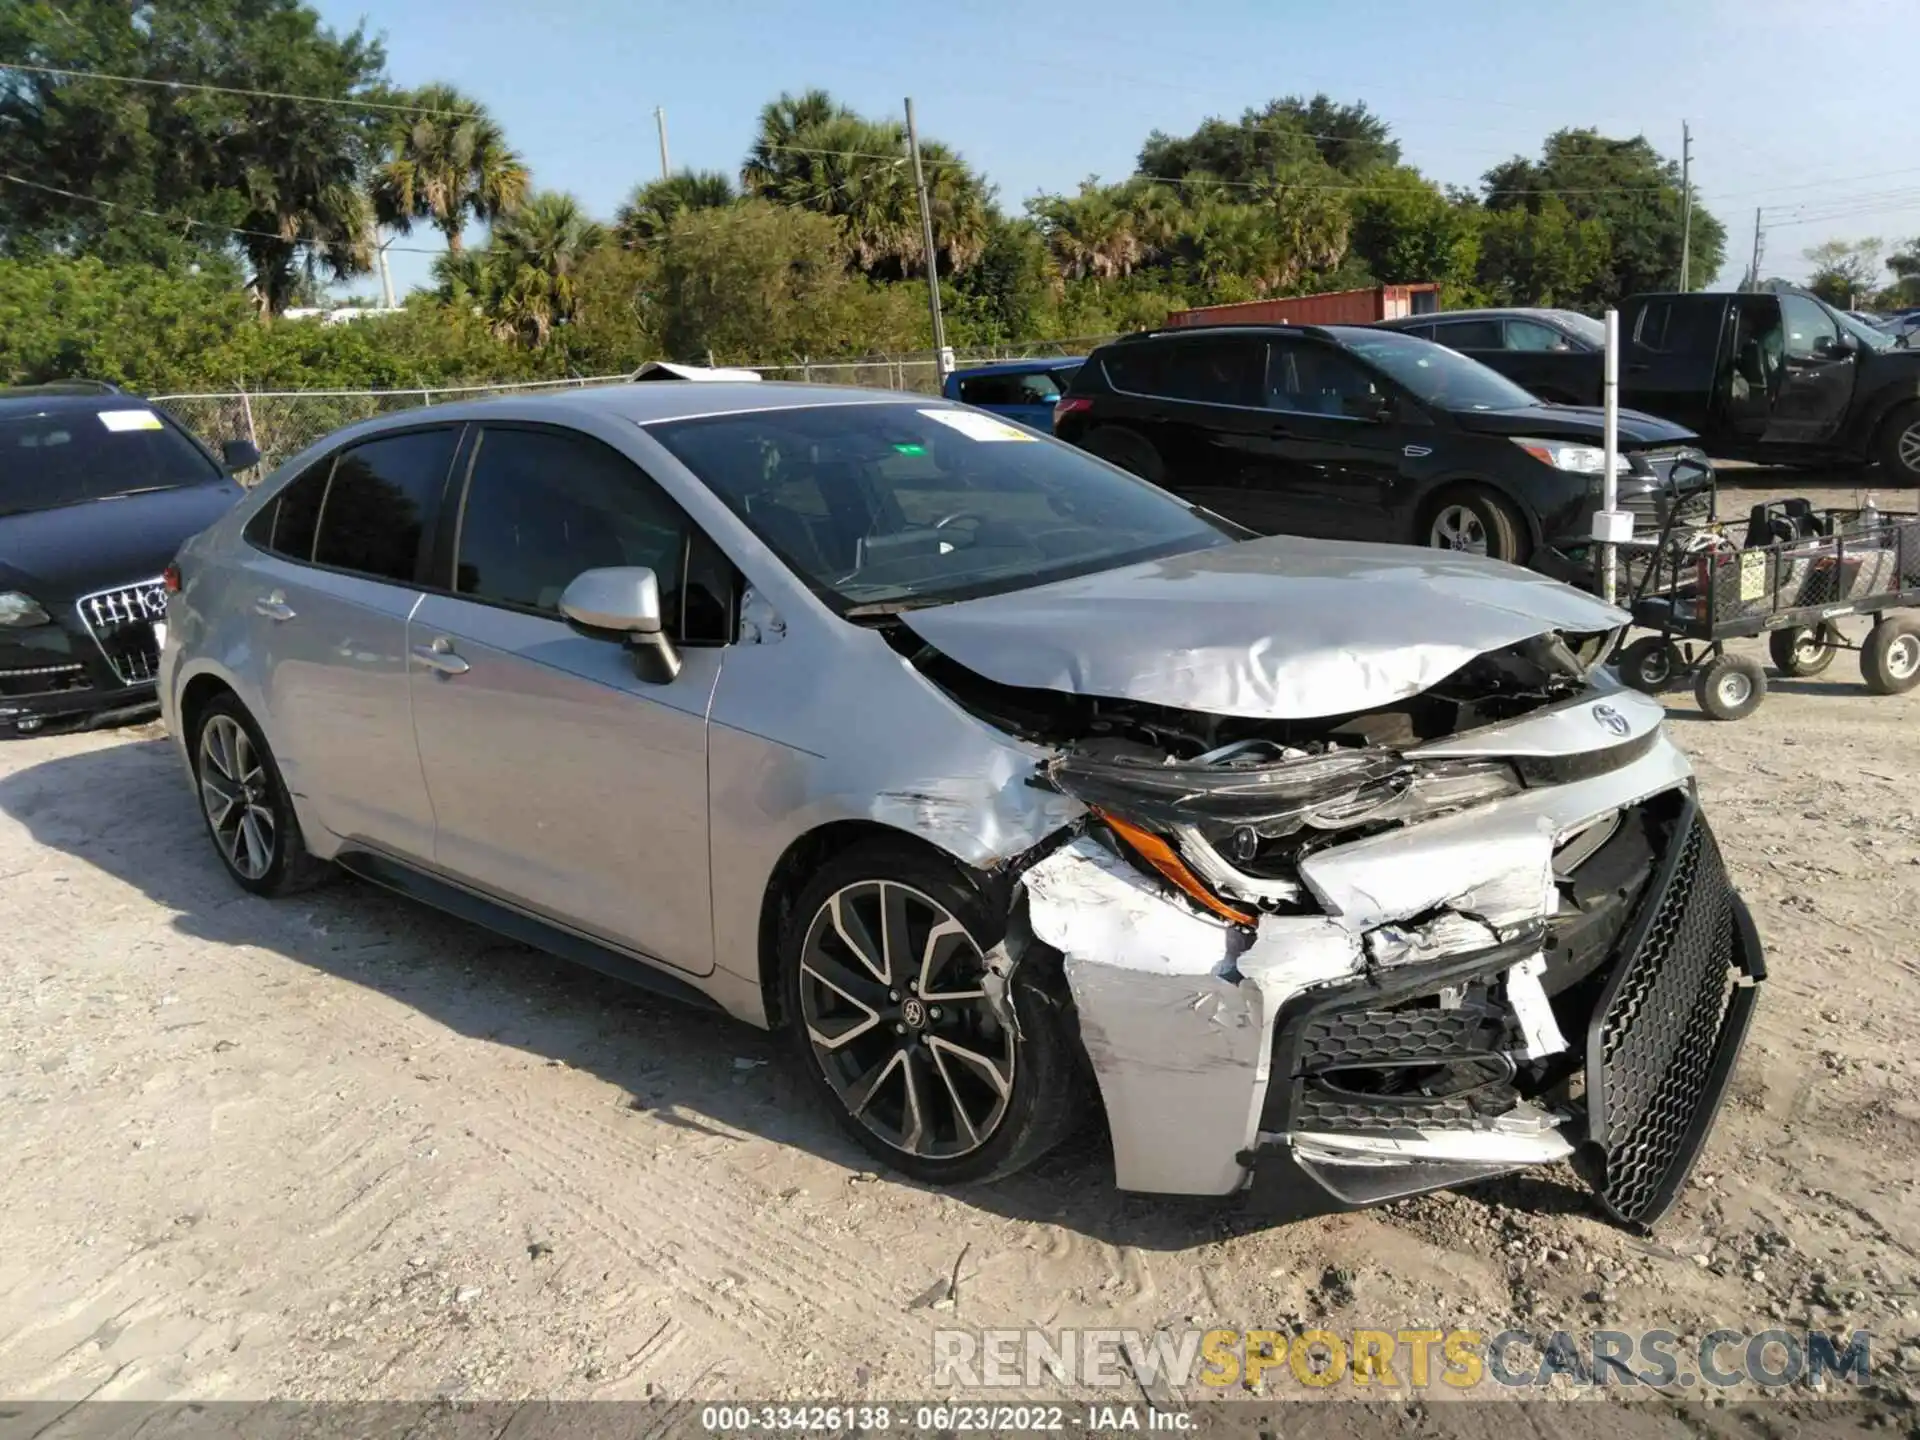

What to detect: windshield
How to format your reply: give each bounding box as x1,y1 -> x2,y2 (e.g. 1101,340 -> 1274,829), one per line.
0,407 -> 224,517
648,402 -> 1238,613
1327,327 -> 1541,411
1551,311 -> 1607,347
1832,305 -> 1896,353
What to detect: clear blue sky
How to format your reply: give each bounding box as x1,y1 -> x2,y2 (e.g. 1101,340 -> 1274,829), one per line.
315,0 -> 1920,302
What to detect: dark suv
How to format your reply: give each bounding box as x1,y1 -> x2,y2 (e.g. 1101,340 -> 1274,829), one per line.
1054,325 -> 1711,578
0,384 -> 254,734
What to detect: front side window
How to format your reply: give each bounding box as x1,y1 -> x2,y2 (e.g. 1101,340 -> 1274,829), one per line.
1327,327 -> 1536,412
455,426 -> 730,641
312,428 -> 459,583
1779,295 -> 1842,360
1264,339 -> 1383,415
648,402 -> 1235,613
1505,319 -> 1572,352
0,407 -> 225,519
1432,318 -> 1503,349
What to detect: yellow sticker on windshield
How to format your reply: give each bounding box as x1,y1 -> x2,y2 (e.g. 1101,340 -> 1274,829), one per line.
98,409 -> 164,432
919,408 -> 1037,442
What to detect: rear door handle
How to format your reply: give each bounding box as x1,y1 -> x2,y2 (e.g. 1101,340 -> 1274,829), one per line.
411,637 -> 470,677
1626,363 -> 1651,373
253,591 -> 295,621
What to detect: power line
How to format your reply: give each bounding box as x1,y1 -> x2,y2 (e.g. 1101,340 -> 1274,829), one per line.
0,60 -> 477,118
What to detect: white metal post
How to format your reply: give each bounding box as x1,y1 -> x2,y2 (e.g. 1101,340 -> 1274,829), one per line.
1600,308 -> 1622,604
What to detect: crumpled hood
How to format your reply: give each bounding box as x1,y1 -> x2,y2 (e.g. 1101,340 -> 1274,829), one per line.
900,534 -> 1627,720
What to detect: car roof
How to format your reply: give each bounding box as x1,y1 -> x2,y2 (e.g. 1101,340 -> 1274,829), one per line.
0,389 -> 154,419
1377,307 -> 1565,325
948,357 -> 1085,379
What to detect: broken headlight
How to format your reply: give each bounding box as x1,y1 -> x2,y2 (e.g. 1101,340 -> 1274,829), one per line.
1054,746 -> 1523,921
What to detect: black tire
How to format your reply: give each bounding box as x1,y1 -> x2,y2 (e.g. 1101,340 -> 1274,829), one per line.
1423,484 -> 1530,565
778,841 -> 1083,1186
190,694 -> 331,897
1617,635 -> 1683,694
1876,400 -> 1920,485
1768,623 -> 1841,677
1860,615 -> 1920,695
1082,426 -> 1165,484
1694,652 -> 1767,721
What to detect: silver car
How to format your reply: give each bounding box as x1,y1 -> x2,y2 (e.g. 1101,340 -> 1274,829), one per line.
158,382 -> 1763,1225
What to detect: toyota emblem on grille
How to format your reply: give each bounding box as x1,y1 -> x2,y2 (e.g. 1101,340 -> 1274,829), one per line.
1592,703 -> 1631,737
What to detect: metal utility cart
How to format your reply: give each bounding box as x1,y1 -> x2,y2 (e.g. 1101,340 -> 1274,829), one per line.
1614,499 -> 1920,721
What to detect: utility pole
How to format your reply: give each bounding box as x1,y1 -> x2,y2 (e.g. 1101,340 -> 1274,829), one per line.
904,96 -> 950,378
1678,121 -> 1692,292
1748,206 -> 1765,289
654,106 -> 670,180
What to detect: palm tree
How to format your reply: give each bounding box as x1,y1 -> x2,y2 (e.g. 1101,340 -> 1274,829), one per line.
372,83 -> 530,254
242,177 -> 376,318
1033,182 -> 1147,281
741,89 -> 854,195
614,170 -> 736,247
484,190 -> 606,345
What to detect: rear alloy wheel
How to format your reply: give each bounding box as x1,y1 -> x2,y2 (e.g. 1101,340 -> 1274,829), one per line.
1768,623 -> 1841,677
1879,401 -> 1920,484
781,844 -> 1081,1185
193,696 -> 329,897
1082,426 -> 1165,484
1425,486 -> 1528,564
1861,616 -> 1920,694
1694,652 -> 1767,721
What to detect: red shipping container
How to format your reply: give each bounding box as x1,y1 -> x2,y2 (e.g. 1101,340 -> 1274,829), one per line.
1162,284 -> 1441,329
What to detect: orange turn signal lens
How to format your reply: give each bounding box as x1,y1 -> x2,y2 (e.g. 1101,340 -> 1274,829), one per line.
1092,808 -> 1256,927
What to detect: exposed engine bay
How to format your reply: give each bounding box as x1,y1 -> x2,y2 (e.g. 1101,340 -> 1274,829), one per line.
883,616 -> 1764,1227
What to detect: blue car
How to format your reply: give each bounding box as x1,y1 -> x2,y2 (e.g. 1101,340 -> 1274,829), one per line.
942,357 -> 1085,432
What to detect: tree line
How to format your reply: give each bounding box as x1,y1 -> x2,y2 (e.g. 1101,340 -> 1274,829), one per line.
6,0 -> 1902,395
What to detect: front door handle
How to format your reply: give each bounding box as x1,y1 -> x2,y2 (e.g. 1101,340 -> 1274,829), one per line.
253,591 -> 295,621
412,636 -> 470,677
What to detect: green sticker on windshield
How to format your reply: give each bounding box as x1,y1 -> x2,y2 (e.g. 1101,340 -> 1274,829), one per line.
892,442 -> 927,455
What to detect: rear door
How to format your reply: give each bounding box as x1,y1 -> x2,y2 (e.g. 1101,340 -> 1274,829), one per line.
1763,294 -> 1859,446
1103,334 -> 1309,531
240,426 -> 461,860
405,423 -> 730,977
1620,295 -> 1729,436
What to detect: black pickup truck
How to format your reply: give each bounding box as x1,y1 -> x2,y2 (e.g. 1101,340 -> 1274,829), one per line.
1380,292 -> 1920,482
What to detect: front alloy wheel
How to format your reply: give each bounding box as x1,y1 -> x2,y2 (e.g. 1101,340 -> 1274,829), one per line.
780,843 -> 1083,1185
1429,503 -> 1489,555
798,880 -> 1015,1160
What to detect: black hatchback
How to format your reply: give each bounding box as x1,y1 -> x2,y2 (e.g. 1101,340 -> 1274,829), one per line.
0,385 -> 253,734
1053,324 -> 1712,580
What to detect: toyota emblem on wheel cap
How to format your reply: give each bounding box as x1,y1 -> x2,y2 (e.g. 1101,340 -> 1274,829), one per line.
1592,703 -> 1630,737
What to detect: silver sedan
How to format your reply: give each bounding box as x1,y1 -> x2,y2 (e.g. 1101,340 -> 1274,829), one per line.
158,381 -> 1763,1226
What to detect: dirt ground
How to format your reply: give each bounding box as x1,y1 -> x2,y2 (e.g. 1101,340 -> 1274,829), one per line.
2,475 -> 1918,1416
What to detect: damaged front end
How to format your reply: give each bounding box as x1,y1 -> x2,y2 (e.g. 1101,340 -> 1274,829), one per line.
949,628 -> 1763,1229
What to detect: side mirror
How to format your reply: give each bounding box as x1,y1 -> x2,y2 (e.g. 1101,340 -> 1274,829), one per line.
558,566 -> 681,682
221,438 -> 261,473
1340,392 -> 1393,422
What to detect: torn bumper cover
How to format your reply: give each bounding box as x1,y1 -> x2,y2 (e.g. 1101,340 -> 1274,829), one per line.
1018,713 -> 1764,1229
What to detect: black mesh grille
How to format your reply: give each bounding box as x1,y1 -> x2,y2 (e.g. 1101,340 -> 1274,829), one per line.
1589,815 -> 1738,1225
1298,1001 -> 1506,1067
1294,1088 -> 1501,1133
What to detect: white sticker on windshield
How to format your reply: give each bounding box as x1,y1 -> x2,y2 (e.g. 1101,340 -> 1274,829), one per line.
919,408 -> 1036,442
98,409 -> 164,432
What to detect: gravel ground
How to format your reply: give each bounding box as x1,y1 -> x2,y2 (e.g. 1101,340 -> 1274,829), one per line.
2,475 -> 1917,1418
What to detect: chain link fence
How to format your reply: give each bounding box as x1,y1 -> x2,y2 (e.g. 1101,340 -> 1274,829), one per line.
153,336 -> 1115,480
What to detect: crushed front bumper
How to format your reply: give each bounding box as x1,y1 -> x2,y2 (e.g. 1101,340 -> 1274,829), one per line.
1023,719 -> 1764,1228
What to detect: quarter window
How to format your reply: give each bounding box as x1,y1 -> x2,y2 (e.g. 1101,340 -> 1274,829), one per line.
455,427 -> 731,643
311,429 -> 459,583
248,455 -> 333,560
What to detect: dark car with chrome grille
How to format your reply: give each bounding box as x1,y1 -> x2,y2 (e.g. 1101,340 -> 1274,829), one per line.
0,385 -> 253,735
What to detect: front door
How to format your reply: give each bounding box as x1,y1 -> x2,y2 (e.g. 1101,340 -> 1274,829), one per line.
242,427 -> 461,859
1763,294 -> 1859,446
1249,336 -> 1412,541
406,424 -> 728,977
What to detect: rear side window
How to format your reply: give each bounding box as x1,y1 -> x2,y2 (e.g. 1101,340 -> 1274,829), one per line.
455,426 -> 731,643
1101,346 -> 1166,396
1634,299 -> 1720,355
312,428 -> 458,583
1432,318 -> 1503,349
